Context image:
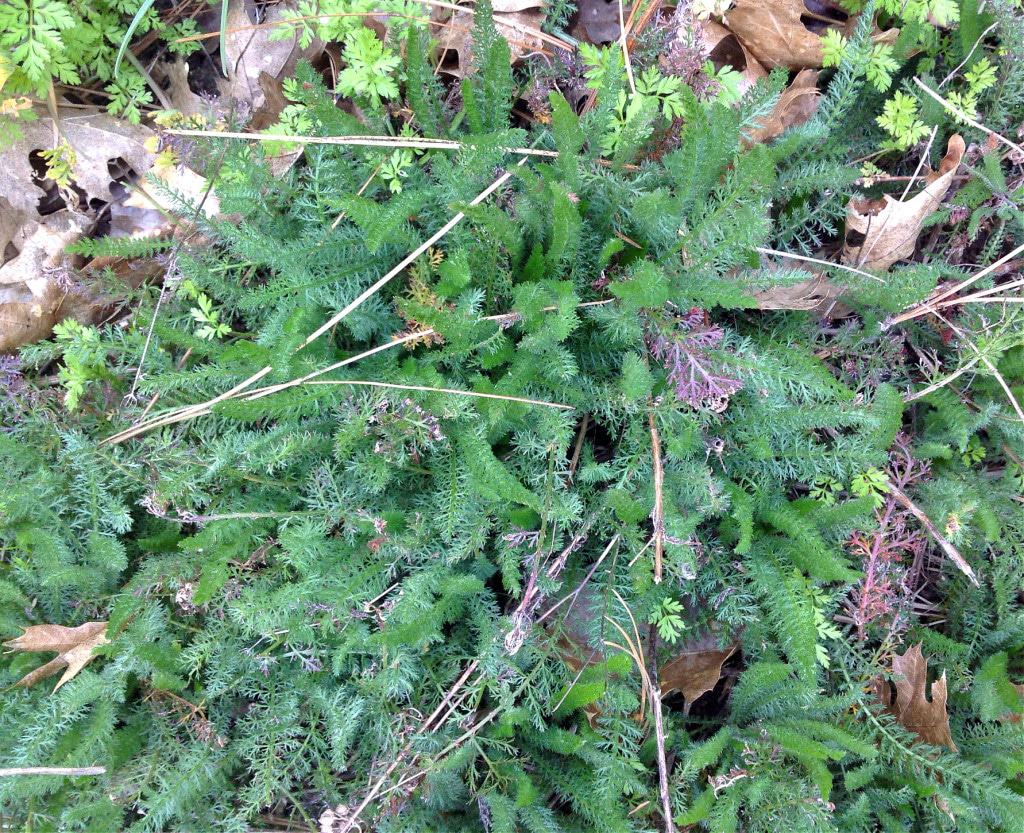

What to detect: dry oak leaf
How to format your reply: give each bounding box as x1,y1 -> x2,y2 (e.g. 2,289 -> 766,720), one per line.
843,134 -> 965,271
0,211 -> 92,353
1,107 -> 158,263
704,20 -> 768,97
746,68 -> 820,145
218,0 -> 310,113
4,621 -> 109,692
873,642 -> 957,751
432,5 -> 547,75
660,630 -> 738,711
751,270 -> 848,315
724,0 -> 849,69
0,106 -> 219,256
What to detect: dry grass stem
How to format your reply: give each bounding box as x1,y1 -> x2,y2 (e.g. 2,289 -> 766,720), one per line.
885,241 -> 1024,328
166,129 -> 559,158
0,767 -> 106,777
306,379 -> 573,409
755,247 -> 885,283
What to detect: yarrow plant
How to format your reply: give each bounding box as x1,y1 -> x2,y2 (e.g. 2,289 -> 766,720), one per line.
2,2 -> 1024,832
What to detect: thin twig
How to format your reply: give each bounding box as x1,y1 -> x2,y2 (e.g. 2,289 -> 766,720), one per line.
607,587 -> 650,720
166,128 -> 558,158
649,410 -> 665,584
300,157 -> 530,349
899,126 -> 938,202
931,309 -> 1024,424
939,21 -> 1000,88
103,301 -> 615,445
627,535 -> 655,568
104,162 -> 531,444
127,142 -> 228,399
884,241 -> 1024,328
647,624 -> 676,833
337,661 -> 481,833
566,413 -> 589,482
536,535 -> 617,625
618,0 -> 637,95
373,709 -> 501,801
854,174 -> 970,185
904,356 -> 981,402
125,50 -> 173,110
887,484 -> 978,586
914,78 -> 1024,158
948,297 -> 1024,304
941,277 -> 1024,306
331,165 -> 381,230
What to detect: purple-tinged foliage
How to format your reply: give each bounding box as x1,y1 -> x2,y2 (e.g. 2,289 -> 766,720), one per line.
647,308 -> 742,411
847,437 -> 928,639
0,355 -> 27,424
1,355 -> 24,397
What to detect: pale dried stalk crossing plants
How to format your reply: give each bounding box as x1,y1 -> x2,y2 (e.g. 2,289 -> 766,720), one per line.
103,157 -> 534,445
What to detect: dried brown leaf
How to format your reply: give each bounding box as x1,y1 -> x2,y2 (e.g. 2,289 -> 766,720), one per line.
751,271 -> 846,314
724,0 -> 847,69
745,68 -> 820,145
153,60 -> 209,119
218,0 -> 302,111
574,0 -> 621,44
0,211 -> 92,352
433,6 -> 546,75
0,108 -> 156,220
843,135 -> 965,271
0,105 -> 219,350
659,630 -> 738,707
873,643 -> 957,751
4,621 -> 109,692
704,20 -> 768,98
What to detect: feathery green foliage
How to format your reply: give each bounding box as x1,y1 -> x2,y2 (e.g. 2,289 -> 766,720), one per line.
2,4 -> 1024,833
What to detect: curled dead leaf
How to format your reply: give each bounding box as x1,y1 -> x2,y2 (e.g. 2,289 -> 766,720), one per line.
0,211 -> 93,353
873,643 -> 957,751
153,60 -> 209,119
843,135 -> 965,271
745,68 -> 820,145
217,0 -> 314,115
752,270 -> 847,315
704,20 -> 768,97
4,621 -> 109,692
